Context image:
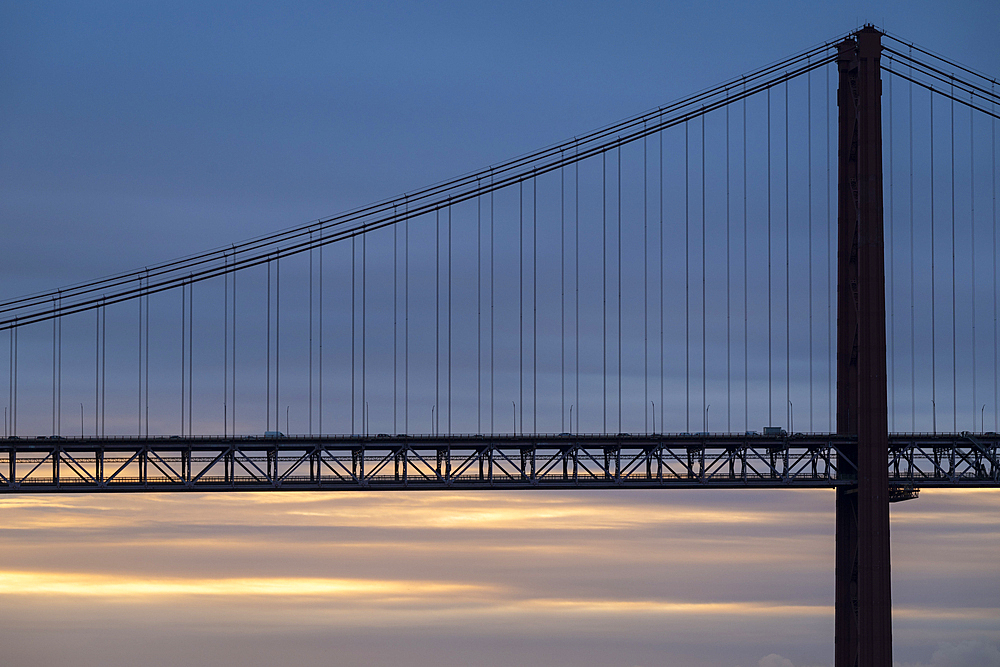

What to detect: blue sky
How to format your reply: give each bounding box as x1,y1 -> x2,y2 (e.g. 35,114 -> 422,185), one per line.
1,1 -> 998,666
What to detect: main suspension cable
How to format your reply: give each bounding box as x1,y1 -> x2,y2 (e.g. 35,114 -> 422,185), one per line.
2,54 -> 839,330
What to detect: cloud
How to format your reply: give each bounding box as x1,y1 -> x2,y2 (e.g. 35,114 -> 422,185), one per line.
0,489 -> 994,667
759,655 -> 795,667
756,654 -> 831,667
897,642 -> 1000,667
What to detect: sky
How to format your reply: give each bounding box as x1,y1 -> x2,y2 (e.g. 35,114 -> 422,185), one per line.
1,1 -> 999,666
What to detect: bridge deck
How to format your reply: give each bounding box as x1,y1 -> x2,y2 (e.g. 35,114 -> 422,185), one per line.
2,433 -> 996,492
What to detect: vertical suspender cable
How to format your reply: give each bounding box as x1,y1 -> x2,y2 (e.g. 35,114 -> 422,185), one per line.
575,153 -> 580,432
52,298 -> 62,435
189,279 -> 193,436
351,240 -> 355,434
8,328 -> 12,438
266,266 -> 270,433
102,302 -> 105,437
230,266 -> 235,436
994,83 -> 998,431
618,142 -> 622,433
971,99 -> 976,431
827,63 -> 833,430
604,152 -> 608,433
7,329 -> 10,437
58,302 -> 61,435
448,202 -> 452,435
320,235 -> 326,435
264,260 -> 272,431
785,80 -> 790,432
889,68 -> 895,430
225,261 -> 228,437
745,89 -> 750,431
644,132 -> 648,431
393,215 -> 398,435
951,87 -> 957,433
660,129 -> 665,432
52,302 -> 56,435
490,181 -> 494,433
94,308 -> 98,438
685,122 -> 690,432
9,327 -> 15,437
404,203 -> 409,433
520,183 -> 524,434
142,280 -> 149,438
702,116 -> 707,432
143,280 -> 146,437
362,228 -> 366,435
726,102 -> 731,432
13,325 -> 16,437
183,284 -> 187,435
910,55 -> 916,431
931,94 -> 937,432
534,176 -> 538,434
808,66 -> 814,431
562,156 -> 566,432
478,187 -> 483,434
310,235 -> 314,436
188,282 -> 194,436
767,87 -> 773,426
436,209 -> 440,434
12,325 -> 16,437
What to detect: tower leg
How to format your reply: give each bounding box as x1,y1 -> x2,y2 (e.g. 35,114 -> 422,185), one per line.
835,26 -> 892,667
835,486 -> 859,666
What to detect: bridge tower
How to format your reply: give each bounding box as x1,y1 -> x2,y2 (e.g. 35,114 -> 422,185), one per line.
835,26 -> 892,667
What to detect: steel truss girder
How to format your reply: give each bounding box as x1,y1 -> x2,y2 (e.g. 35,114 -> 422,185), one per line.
1,434 -> 996,493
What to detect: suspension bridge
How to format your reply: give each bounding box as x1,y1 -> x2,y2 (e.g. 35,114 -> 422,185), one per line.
2,26 -> 998,667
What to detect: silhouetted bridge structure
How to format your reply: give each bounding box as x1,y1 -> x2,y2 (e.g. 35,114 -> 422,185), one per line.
3,433 -> 996,492
2,25 -> 999,667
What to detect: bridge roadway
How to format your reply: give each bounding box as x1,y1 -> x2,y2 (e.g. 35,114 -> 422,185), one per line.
2,432 -> 997,493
